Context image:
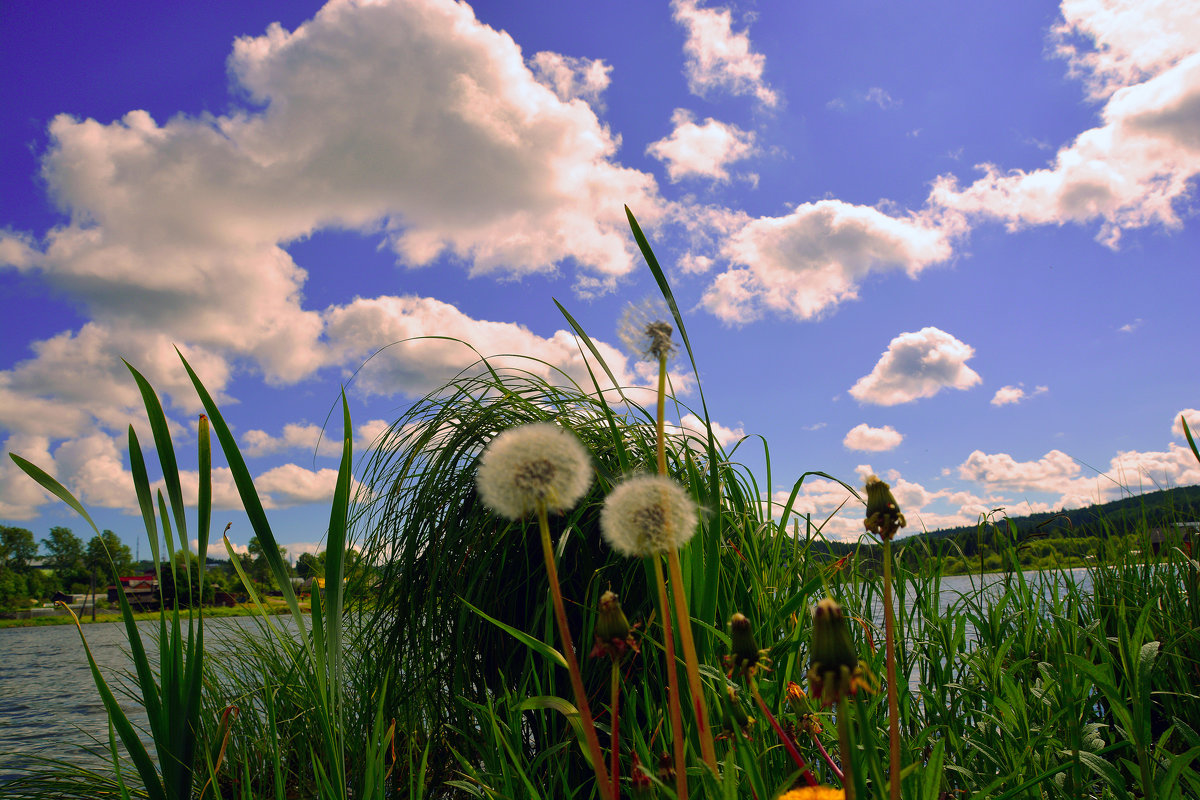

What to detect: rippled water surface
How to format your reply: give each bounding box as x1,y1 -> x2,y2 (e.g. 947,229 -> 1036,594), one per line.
0,615 -> 281,782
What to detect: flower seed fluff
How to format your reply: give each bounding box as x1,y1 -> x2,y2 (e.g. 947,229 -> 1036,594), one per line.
476,423 -> 592,520
600,474 -> 698,557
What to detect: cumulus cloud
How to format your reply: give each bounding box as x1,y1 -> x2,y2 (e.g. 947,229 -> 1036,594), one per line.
1052,0 -> 1200,100
528,51 -> 612,104
671,412 -> 745,450
646,109 -> 756,183
843,423 -> 903,452
322,293 -> 647,398
242,419 -> 395,458
699,202 -> 959,323
671,0 -> 778,107
0,0 -> 673,517
990,384 -> 1048,406
959,443 -> 1200,506
1172,408 -> 1200,439
932,2 -> 1200,248
849,327 -> 982,406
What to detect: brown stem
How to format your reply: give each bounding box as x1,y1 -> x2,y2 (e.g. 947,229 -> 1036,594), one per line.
537,502 -> 613,800
883,539 -> 901,800
654,556 -> 687,800
610,659 -> 621,800
666,548 -> 717,772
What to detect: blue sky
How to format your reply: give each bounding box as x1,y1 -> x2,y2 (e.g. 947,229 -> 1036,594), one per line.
2,0 -> 1198,559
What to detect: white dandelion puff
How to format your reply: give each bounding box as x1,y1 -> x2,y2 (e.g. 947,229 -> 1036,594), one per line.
618,298 -> 677,362
600,474 -> 698,557
476,423 -> 593,520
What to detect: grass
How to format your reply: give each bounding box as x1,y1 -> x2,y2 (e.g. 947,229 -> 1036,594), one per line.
2,210 -> 1198,799
0,602 -> 308,629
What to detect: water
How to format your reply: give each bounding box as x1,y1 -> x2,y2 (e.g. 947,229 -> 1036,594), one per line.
0,569 -> 1096,783
0,615 -> 285,782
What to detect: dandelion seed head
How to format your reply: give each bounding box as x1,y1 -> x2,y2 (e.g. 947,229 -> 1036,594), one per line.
476,423 -> 592,519
618,298 -> 677,362
600,474 -> 697,557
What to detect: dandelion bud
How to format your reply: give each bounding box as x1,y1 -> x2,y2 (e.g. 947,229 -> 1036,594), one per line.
725,612 -> 767,679
475,423 -> 592,520
600,474 -> 698,557
863,474 -> 905,541
589,590 -> 639,659
808,598 -> 864,706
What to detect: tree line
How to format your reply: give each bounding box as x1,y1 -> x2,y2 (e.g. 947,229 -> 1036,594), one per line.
0,524 -> 348,613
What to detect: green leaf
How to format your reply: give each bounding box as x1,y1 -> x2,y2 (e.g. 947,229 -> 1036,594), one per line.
461,597 -> 567,669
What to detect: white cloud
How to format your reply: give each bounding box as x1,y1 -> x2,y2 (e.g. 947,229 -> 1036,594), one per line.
843,423 -> 903,452
670,412 -> 744,450
849,327 -> 982,406
1052,0 -> 1200,100
700,202 -> 959,323
671,0 -> 778,108
242,418 -> 395,459
1171,409 -> 1200,440
528,51 -> 612,104
990,384 -> 1048,406
646,109 -> 756,183
0,434 -> 57,519
958,448 -> 1081,492
1118,317 -> 1143,333
930,29 -> 1200,248
0,0 -> 674,516
864,87 -> 899,109
254,464 -> 343,507
322,294 -> 644,398
242,423 -> 332,458
959,443 -> 1200,506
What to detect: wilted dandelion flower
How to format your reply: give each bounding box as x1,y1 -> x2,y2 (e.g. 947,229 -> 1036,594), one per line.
476,423 -> 592,520
600,474 -> 697,557
618,298 -> 677,362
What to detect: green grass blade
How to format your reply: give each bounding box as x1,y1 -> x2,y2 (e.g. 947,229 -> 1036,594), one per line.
461,597 -> 567,669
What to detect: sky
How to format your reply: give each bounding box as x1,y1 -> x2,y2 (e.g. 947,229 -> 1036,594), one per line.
2,0 -> 1199,560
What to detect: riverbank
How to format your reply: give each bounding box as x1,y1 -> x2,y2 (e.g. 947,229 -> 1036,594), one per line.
0,601 -> 309,629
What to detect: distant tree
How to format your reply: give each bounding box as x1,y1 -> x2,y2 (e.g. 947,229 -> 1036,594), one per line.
85,530 -> 134,585
0,526 -> 37,571
247,536 -> 289,587
296,551 -> 325,580
43,526 -> 87,589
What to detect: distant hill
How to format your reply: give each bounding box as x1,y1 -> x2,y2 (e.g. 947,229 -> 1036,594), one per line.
917,484 -> 1200,542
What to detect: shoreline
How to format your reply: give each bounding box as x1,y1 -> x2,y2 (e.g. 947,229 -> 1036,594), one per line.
0,604 -> 308,630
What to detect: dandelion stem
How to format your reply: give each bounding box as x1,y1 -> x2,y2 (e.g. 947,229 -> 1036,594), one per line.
655,352 -> 668,476
750,677 -> 818,787
882,538 -> 901,800
666,548 -> 717,772
654,348 -> 718,773
810,728 -> 843,781
536,500 -> 613,800
836,696 -> 855,800
653,555 -> 688,800
610,659 -> 621,800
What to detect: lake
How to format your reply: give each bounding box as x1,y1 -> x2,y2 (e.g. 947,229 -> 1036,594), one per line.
0,614 -> 299,782
0,568 -> 1094,783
